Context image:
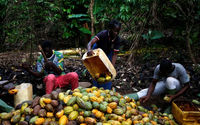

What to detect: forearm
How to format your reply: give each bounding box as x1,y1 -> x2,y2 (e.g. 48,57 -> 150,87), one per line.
87,38 -> 97,51
173,83 -> 189,98
87,40 -> 93,51
146,79 -> 157,97
26,69 -> 43,78
112,53 -> 117,66
146,83 -> 155,97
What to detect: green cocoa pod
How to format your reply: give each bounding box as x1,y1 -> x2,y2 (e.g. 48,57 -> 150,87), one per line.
192,99 -> 200,105
11,114 -> 21,123
76,97 -> 86,108
97,77 -> 105,83
114,108 -> 124,115
0,112 -> 13,120
82,95 -> 89,102
125,110 -> 132,118
83,111 -> 92,117
69,111 -> 78,121
64,106 -> 74,115
29,116 -> 38,124
99,104 -> 107,112
85,101 -> 92,110
92,102 -> 100,109
24,107 -> 33,115
111,96 -> 119,103
119,98 -> 126,106
67,96 -> 77,106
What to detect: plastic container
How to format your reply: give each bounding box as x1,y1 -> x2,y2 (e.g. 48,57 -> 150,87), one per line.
14,83 -> 33,107
172,101 -> 200,125
82,48 -> 116,82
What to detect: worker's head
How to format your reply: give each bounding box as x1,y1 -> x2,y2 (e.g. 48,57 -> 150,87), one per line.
41,40 -> 53,58
108,19 -> 121,40
159,59 -> 174,76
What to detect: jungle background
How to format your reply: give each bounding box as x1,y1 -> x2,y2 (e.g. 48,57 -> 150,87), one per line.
0,0 -> 200,105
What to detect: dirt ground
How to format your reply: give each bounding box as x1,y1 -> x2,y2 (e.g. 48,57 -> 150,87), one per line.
0,54 -> 200,112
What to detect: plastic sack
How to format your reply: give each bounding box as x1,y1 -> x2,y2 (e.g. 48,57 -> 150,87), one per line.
0,99 -> 14,112
14,83 -> 33,107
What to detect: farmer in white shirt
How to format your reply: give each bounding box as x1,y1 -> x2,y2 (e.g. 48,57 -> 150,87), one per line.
125,59 -> 190,103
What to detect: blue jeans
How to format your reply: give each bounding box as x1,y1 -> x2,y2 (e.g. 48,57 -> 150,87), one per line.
92,43 -> 113,90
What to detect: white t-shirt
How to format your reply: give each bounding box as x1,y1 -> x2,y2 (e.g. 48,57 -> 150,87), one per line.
153,63 -> 190,84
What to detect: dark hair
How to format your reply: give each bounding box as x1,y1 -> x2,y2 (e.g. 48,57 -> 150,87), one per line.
108,19 -> 121,30
160,59 -> 172,72
40,40 -> 52,50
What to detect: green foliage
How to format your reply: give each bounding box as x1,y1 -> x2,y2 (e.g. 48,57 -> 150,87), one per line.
142,30 -> 164,44
0,0 -> 90,51
0,0 -> 199,56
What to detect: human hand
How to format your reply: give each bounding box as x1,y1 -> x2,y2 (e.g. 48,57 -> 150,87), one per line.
139,95 -> 150,103
164,94 -> 175,103
87,50 -> 94,56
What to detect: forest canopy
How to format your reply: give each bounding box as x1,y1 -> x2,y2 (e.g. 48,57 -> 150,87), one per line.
0,0 -> 199,64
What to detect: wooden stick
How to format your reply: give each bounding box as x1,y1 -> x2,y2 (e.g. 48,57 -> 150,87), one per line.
38,45 -> 48,62
0,75 -> 17,88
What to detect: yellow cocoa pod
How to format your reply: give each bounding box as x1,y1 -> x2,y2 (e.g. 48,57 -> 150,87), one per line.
94,111 -> 103,118
59,115 -> 68,125
46,112 -> 54,118
95,73 -> 100,78
107,106 -> 112,114
43,98 -> 52,104
103,123 -> 111,125
163,96 -> 170,102
68,111 -> 78,121
8,89 -> 18,95
63,95 -> 72,104
108,102 -> 117,109
39,97 -> 46,108
72,92 -> 82,97
77,116 -> 85,123
58,92 -> 65,101
35,118 -> 45,125
56,110 -> 64,118
85,117 -> 97,124
105,75 -> 111,81
73,104 -> 79,111
21,102 -> 28,113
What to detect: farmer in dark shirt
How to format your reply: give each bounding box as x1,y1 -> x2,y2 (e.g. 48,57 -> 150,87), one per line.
87,19 -> 121,89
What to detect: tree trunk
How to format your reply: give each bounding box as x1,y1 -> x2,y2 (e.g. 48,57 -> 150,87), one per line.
186,24 -> 197,65
89,0 -> 95,36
